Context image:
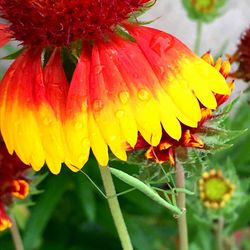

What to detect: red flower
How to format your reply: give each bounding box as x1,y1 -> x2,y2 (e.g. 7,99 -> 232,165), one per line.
128,53 -> 233,165
0,1 -> 230,174
0,202 -> 12,232
230,26 -> 250,81
0,0 -> 149,46
0,140 -> 30,231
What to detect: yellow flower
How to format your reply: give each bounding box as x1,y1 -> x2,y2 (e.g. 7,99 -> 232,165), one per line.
199,169 -> 235,209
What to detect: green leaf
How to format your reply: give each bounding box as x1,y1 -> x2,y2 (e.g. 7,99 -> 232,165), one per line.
0,48 -> 24,60
127,0 -> 157,21
213,95 -> 250,173
126,215 -> 172,250
23,172 -> 69,250
228,193 -> 250,233
11,205 -> 30,230
74,173 -> 97,223
114,25 -> 136,42
200,127 -> 246,151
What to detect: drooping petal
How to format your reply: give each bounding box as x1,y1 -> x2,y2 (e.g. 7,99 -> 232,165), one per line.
89,45 -> 127,161
0,50 -> 45,170
88,112 -> 109,166
65,47 -> 91,170
0,23 -> 10,48
98,42 -> 138,147
126,25 -> 230,110
101,36 -> 163,145
0,48 -> 70,174
37,49 -> 69,174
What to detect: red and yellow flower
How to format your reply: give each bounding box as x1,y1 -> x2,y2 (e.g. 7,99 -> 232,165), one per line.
0,140 -> 30,231
129,53 -> 233,165
0,1 -> 230,174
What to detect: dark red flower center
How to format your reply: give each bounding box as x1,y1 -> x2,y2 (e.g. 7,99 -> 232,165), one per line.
0,0 -> 149,47
236,27 -> 250,80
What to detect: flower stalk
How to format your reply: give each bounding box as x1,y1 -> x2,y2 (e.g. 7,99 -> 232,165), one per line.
215,217 -> 224,250
10,216 -> 24,250
194,21 -> 203,54
99,165 -> 133,250
175,162 -> 189,250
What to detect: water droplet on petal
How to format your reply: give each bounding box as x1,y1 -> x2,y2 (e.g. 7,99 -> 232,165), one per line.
14,120 -> 20,128
149,33 -> 174,56
116,110 -> 125,119
110,135 -> 117,142
81,138 -> 90,148
138,89 -> 151,101
43,117 -> 52,125
74,122 -> 83,130
159,66 -> 166,79
91,131 -> 96,137
94,65 -> 104,75
80,102 -> 87,111
93,99 -> 104,112
119,91 -> 130,104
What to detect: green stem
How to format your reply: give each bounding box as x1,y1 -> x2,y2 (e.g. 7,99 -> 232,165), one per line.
215,217 -> 224,250
194,21 -> 203,54
10,216 -> 24,250
99,165 -> 133,250
175,162 -> 188,250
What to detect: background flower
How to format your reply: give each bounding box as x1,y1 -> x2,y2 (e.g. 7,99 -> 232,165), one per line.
0,140 -> 30,231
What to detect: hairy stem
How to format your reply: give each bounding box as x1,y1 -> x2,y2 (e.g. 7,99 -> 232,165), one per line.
215,217 -> 224,250
99,165 -> 133,250
194,21 -> 203,54
175,162 -> 188,250
10,216 -> 24,250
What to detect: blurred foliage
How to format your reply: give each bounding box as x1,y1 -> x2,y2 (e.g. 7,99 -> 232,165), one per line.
182,0 -> 228,22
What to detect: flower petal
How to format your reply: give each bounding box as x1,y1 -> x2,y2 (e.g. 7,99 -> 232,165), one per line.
65,47 -> 91,170
0,50 -> 45,170
89,45 -> 127,161
98,42 -> 138,147
88,113 -> 109,166
104,36 -> 164,145
0,23 -> 10,48
0,203 -> 12,231
127,25 -> 229,110
39,49 -> 69,174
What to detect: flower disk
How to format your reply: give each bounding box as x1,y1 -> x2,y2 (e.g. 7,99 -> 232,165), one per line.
0,0 -> 149,46
199,169 -> 235,209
